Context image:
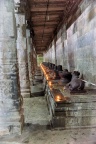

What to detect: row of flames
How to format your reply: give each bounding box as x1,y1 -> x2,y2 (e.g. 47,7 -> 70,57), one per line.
40,63 -> 67,102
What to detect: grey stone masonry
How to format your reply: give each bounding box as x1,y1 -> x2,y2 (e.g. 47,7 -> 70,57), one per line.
16,13 -> 30,98
44,0 -> 96,85
26,29 -> 33,86
32,47 -> 37,75
0,0 -> 24,136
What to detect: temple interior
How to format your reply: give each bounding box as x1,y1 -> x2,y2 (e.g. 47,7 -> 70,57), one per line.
0,0 -> 96,143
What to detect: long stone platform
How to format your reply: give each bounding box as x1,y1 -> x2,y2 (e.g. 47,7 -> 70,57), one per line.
41,64 -> 96,129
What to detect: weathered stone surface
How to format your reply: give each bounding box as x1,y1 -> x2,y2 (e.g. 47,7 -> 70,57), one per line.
16,14 -> 30,98
77,30 -> 95,48
26,29 -> 33,86
31,46 -> 37,78
44,1 -> 96,86
0,0 -> 23,136
23,97 -> 51,125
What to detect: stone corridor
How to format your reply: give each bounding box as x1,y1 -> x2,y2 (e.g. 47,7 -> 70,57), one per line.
0,0 -> 96,144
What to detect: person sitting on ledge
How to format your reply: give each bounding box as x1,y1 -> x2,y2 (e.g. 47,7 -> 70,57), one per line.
66,71 -> 85,92
59,69 -> 72,84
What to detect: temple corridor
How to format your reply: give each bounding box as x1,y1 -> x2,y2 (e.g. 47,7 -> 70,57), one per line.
0,0 -> 96,143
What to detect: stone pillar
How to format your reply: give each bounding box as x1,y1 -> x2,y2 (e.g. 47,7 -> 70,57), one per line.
33,48 -> 37,72
16,14 -> 31,98
0,0 -> 23,136
54,39 -> 57,65
26,29 -> 33,86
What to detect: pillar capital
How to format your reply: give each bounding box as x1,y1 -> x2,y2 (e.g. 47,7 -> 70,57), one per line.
14,0 -> 27,14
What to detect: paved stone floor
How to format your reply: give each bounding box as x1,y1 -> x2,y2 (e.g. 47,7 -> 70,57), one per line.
1,126 -> 96,144
29,127 -> 96,144
1,96 -> 96,144
1,95 -> 96,144
23,97 -> 51,125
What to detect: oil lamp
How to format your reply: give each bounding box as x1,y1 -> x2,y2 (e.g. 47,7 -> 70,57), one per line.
55,95 -> 62,102
46,76 -> 49,80
54,94 -> 69,102
49,81 -> 53,88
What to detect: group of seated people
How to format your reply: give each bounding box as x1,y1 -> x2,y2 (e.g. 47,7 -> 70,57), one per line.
42,62 -> 85,92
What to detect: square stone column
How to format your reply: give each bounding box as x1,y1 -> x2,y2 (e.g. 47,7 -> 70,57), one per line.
0,0 -> 23,136
16,14 -> 31,98
26,29 -> 33,86
32,47 -> 37,73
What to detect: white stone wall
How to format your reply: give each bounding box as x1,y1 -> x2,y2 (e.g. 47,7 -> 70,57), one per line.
43,0 -> 96,85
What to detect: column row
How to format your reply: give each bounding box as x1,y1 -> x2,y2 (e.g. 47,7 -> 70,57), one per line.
0,0 -> 35,136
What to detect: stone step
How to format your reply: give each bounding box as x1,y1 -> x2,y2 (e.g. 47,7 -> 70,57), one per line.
54,102 -> 96,111
0,123 -> 23,136
0,125 -> 21,135
0,110 -> 23,117
55,109 -> 96,117
33,80 -> 43,85
0,127 -> 10,136
0,122 -> 21,127
34,76 -> 43,80
0,116 -> 20,122
52,116 -> 96,128
0,108 -> 23,114
0,102 -> 21,109
0,115 -> 23,129
31,85 -> 44,97
35,72 -> 42,76
23,98 -> 51,125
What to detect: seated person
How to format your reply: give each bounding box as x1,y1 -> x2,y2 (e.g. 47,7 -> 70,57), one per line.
66,71 -> 85,91
59,69 -> 72,84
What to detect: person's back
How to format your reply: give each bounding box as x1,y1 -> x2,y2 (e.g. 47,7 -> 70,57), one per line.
67,71 -> 85,91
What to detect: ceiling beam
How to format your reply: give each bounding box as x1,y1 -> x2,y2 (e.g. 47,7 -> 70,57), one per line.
31,15 -> 59,19
30,3 -> 66,7
31,10 -> 63,15
32,21 -> 59,25
31,18 -> 60,22
34,33 -> 51,37
29,0 -> 67,2
30,1 -> 67,5
32,24 -> 56,27
28,0 -> 82,53
31,7 -> 65,12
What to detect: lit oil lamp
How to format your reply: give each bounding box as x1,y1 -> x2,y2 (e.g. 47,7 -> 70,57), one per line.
46,76 -> 49,80
55,94 -> 69,102
55,95 -> 62,102
49,81 -> 52,87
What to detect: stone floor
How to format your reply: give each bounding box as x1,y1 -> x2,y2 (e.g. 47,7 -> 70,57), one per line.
1,94 -> 96,144
23,97 -> 51,125
1,96 -> 96,144
1,125 -> 96,144
29,127 -> 96,144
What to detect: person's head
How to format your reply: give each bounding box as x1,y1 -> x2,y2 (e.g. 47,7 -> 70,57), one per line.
73,71 -> 80,78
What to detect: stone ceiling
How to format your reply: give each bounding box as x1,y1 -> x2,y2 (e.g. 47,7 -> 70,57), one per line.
27,0 -> 82,54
